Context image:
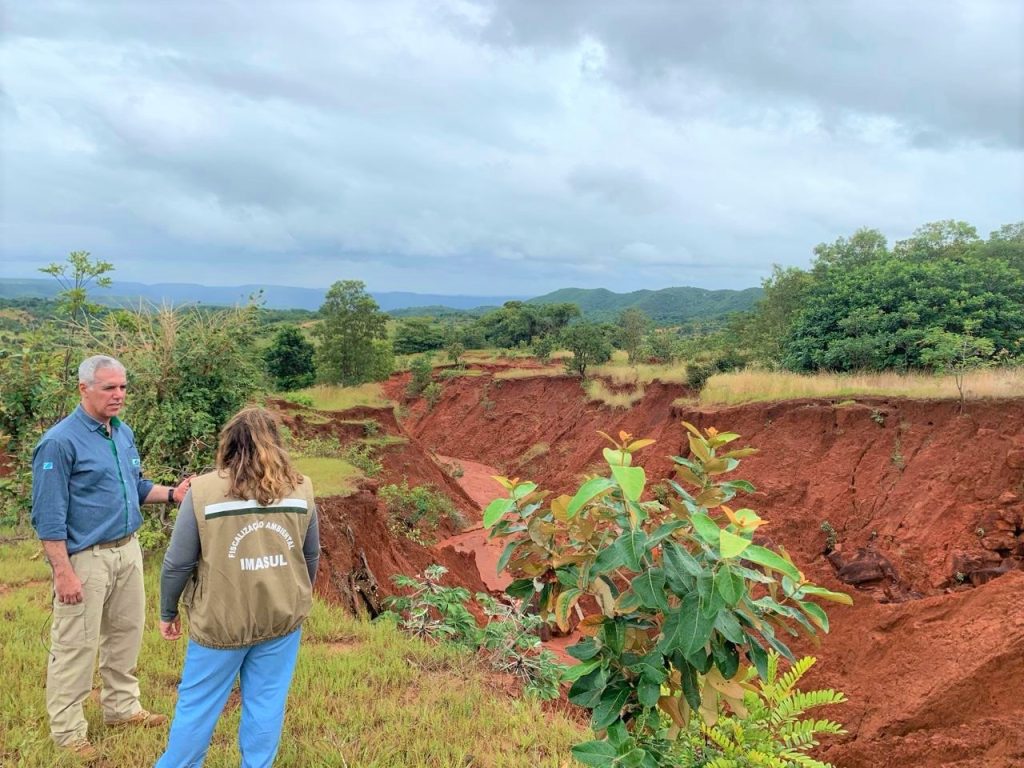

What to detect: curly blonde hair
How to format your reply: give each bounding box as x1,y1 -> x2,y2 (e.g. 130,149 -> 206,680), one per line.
216,407 -> 304,505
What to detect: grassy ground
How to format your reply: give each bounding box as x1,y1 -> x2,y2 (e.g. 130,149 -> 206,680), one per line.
292,383 -> 391,411
292,457 -> 362,496
698,367 -> 1024,404
0,531 -> 584,768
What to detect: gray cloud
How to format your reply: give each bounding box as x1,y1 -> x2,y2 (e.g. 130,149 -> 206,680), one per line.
1,0 -> 1021,296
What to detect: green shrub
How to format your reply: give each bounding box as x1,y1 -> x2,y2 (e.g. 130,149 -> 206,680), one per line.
341,441 -> 383,477
483,423 -> 850,767
407,355 -> 434,398
380,481 -> 462,544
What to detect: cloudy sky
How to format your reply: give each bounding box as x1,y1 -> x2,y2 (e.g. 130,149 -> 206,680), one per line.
2,1 -> 1022,296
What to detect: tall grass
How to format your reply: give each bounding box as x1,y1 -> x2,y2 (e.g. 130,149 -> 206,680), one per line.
590,362 -> 689,385
493,367 -> 565,380
585,380 -> 647,410
294,383 -> 390,411
0,531 -> 584,767
699,367 -> 1024,404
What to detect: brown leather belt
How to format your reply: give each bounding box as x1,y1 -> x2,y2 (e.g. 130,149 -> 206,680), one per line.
93,534 -> 134,550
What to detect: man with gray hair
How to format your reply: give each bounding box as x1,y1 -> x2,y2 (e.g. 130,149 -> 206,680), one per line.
31,354 -> 190,762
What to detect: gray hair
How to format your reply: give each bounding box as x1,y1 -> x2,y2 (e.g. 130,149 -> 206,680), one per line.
78,355 -> 126,386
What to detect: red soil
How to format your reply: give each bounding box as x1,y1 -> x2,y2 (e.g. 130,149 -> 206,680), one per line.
287,367 -> 1024,766
394,371 -> 1024,768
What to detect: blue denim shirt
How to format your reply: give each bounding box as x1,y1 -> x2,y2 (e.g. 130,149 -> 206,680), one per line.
31,405 -> 155,554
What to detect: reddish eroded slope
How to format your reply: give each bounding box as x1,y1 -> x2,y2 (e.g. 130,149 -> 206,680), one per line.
393,371 -> 1024,767
273,401 -> 485,614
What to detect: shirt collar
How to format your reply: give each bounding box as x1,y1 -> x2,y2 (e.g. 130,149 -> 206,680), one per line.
73,405 -> 120,433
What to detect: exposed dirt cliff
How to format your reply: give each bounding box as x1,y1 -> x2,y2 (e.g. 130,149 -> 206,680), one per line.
384,368 -> 1024,768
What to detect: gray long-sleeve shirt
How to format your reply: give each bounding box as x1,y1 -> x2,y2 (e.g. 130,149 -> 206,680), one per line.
160,490 -> 321,621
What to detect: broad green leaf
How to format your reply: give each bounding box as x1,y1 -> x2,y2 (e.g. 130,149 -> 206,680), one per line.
631,568 -> 669,611
679,661 -> 701,711
561,658 -> 600,681
658,593 -> 713,656
601,618 -> 627,656
714,610 -> 745,645
511,481 -> 538,499
505,578 -> 535,600
571,740 -> 618,767
568,665 -> 609,708
592,685 -> 631,730
592,539 -> 626,576
719,529 -> 751,559
621,528 -> 649,571
603,447 -> 632,466
714,565 -> 743,606
647,520 -> 687,549
611,464 -> 646,501
606,720 -> 629,748
798,599 -> 830,632
495,540 -> 519,575
742,544 -> 802,581
568,637 -> 600,661
638,680 -> 661,707
690,511 -> 721,546
568,477 -> 615,517
482,497 -> 514,528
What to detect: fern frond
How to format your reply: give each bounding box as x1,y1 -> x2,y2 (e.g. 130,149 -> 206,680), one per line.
778,749 -> 834,768
774,656 -> 816,699
773,689 -> 847,722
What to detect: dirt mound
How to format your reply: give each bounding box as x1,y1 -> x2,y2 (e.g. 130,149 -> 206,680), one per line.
396,370 -> 1024,767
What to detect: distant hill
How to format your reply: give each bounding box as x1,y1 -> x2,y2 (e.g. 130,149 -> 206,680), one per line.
0,278 -> 523,312
528,286 -> 763,324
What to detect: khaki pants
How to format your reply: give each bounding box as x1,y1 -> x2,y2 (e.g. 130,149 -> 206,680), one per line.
47,537 -> 145,746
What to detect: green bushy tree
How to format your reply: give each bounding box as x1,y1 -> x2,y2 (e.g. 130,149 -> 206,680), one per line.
314,280 -> 390,385
264,325 -> 316,391
561,322 -> 613,378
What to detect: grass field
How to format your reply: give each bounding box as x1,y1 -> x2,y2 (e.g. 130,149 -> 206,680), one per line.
0,531 -> 584,768
698,367 -> 1024,404
292,456 -> 362,497
293,383 -> 391,411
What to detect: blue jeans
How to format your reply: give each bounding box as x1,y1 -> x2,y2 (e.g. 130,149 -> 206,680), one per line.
155,629 -> 302,768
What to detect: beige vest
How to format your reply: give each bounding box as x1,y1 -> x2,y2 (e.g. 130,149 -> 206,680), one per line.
183,471 -> 316,648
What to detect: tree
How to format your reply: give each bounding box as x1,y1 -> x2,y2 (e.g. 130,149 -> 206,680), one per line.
313,280 -> 390,385
919,325 -> 996,413
615,308 -> 650,364
39,250 -> 114,326
561,322 -> 612,378
393,317 -> 446,354
264,325 -> 316,391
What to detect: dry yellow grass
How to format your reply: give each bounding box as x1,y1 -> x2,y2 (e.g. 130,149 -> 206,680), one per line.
493,367 -> 566,380
698,367 -> 1024,404
591,362 -> 689,385
586,379 -> 647,409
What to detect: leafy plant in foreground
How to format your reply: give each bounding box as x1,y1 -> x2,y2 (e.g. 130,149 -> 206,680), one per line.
384,566 -> 566,699
483,422 -> 851,767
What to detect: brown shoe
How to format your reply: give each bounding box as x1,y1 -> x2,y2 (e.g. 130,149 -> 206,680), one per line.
63,738 -> 99,762
105,708 -> 169,728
